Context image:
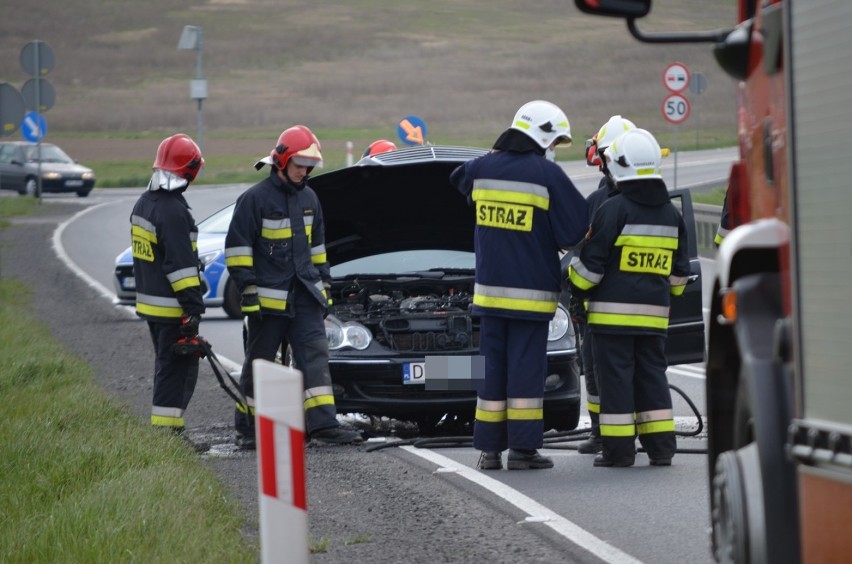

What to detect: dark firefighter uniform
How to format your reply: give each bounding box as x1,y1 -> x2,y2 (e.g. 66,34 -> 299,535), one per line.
568,178 -> 689,463
224,170 -> 337,439
451,150 -> 588,453
576,174 -> 620,441
131,190 -> 205,429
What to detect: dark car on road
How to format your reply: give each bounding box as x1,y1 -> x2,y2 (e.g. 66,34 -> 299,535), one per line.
0,141 -> 96,197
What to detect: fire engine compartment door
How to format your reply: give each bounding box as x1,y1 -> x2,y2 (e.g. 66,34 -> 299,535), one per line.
790,1 -> 852,429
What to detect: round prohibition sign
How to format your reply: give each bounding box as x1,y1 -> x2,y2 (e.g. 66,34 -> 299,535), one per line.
662,93 -> 690,124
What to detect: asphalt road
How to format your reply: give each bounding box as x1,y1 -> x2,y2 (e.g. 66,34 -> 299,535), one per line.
5,148 -> 734,563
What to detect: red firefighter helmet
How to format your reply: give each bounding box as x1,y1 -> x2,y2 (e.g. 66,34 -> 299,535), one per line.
153,134 -> 204,182
363,139 -> 398,157
269,125 -> 323,171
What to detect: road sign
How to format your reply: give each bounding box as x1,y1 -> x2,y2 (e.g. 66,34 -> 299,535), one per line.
663,62 -> 690,93
0,83 -> 26,137
22,78 -> 56,112
20,41 -> 55,77
21,111 -> 47,142
397,115 -> 427,146
662,94 -> 690,124
689,72 -> 707,95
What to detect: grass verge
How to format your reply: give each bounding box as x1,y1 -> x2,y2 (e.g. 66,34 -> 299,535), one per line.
0,203 -> 255,561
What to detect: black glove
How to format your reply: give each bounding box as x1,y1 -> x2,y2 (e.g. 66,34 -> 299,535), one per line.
180,313 -> 201,337
568,295 -> 587,325
241,285 -> 262,320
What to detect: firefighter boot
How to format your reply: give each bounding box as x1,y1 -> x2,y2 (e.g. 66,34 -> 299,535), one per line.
311,426 -> 364,445
507,449 -> 554,470
593,454 -> 635,467
577,426 -> 603,454
477,451 -> 503,470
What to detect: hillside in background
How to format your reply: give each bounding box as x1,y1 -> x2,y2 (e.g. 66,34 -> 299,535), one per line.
2,0 -> 738,160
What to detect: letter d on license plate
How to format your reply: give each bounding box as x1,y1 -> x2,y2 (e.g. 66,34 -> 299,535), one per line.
403,362 -> 425,385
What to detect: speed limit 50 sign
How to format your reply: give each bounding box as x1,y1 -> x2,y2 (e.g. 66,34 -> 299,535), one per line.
662,93 -> 690,124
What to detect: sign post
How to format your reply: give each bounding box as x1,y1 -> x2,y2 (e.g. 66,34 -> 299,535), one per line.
20,40 -> 56,201
689,71 -> 708,149
662,62 -> 690,190
178,26 -> 207,161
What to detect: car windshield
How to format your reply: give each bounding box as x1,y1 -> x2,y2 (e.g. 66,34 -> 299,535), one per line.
22,144 -> 73,164
198,205 -> 235,234
331,250 -> 475,277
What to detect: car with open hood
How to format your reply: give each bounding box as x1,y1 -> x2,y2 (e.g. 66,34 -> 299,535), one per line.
301,144 -> 585,433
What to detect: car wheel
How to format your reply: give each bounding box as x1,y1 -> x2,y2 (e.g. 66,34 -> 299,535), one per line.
222,279 -> 242,319
76,188 -> 91,197
21,177 -> 37,197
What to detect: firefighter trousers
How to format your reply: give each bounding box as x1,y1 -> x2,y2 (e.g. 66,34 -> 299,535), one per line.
148,321 -> 199,429
473,316 -> 548,453
579,322 -> 600,437
592,332 -> 676,462
235,283 -> 339,438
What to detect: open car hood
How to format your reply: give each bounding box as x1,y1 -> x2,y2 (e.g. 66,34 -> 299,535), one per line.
309,145 -> 487,266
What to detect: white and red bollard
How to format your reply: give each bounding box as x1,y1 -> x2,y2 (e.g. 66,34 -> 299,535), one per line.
346,140 -> 353,167
254,359 -> 308,564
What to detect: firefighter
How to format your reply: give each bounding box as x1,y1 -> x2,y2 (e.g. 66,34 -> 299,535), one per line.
450,100 -> 589,470
225,125 -> 362,449
362,139 -> 397,157
574,115 -> 637,455
130,133 -> 205,433
568,128 -> 689,467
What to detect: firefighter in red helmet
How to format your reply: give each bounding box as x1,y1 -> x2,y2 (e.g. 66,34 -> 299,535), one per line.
130,133 -> 205,433
362,139 -> 397,158
226,125 -> 362,449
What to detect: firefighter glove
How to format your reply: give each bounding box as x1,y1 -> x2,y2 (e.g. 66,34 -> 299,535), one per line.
241,285 -> 262,320
568,295 -> 587,325
180,313 -> 201,337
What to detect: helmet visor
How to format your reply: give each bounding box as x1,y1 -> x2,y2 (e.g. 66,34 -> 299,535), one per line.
291,155 -> 323,168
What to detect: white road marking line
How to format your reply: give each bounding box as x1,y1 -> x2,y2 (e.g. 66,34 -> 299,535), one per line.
403,446 -> 643,564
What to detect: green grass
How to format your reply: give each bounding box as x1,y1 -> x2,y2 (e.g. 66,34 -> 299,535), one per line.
693,186 -> 727,206
0,223 -> 255,561
0,197 -> 38,227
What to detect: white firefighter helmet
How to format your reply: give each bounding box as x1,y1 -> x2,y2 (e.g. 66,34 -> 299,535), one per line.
510,100 -> 572,150
595,115 -> 637,152
603,128 -> 663,182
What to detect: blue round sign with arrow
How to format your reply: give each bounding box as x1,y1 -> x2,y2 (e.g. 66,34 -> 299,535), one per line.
397,115 -> 427,146
21,111 -> 47,142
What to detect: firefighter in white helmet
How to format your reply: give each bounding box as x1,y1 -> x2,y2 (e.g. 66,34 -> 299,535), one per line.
573,115 -> 637,455
569,128 -> 689,467
451,100 -> 589,470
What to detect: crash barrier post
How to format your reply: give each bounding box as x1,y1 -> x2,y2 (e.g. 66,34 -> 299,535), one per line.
254,359 -> 309,564
693,203 -> 722,258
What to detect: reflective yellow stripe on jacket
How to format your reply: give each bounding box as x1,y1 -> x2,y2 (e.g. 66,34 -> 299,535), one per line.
587,302 -> 670,330
473,283 -> 559,315
136,292 -> 183,319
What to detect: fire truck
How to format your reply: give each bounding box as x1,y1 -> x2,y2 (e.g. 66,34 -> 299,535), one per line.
574,1 -> 852,562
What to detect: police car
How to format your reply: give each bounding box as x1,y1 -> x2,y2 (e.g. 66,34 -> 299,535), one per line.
112,204 -> 242,318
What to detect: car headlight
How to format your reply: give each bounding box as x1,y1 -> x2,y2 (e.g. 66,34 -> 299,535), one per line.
325,315 -> 372,351
548,306 -> 570,342
43,172 -> 61,180
199,250 -> 221,267
82,172 -> 94,180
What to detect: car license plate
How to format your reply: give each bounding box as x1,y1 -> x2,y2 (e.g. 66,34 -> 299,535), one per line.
123,276 -> 136,290
65,179 -> 83,187
403,362 -> 425,385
